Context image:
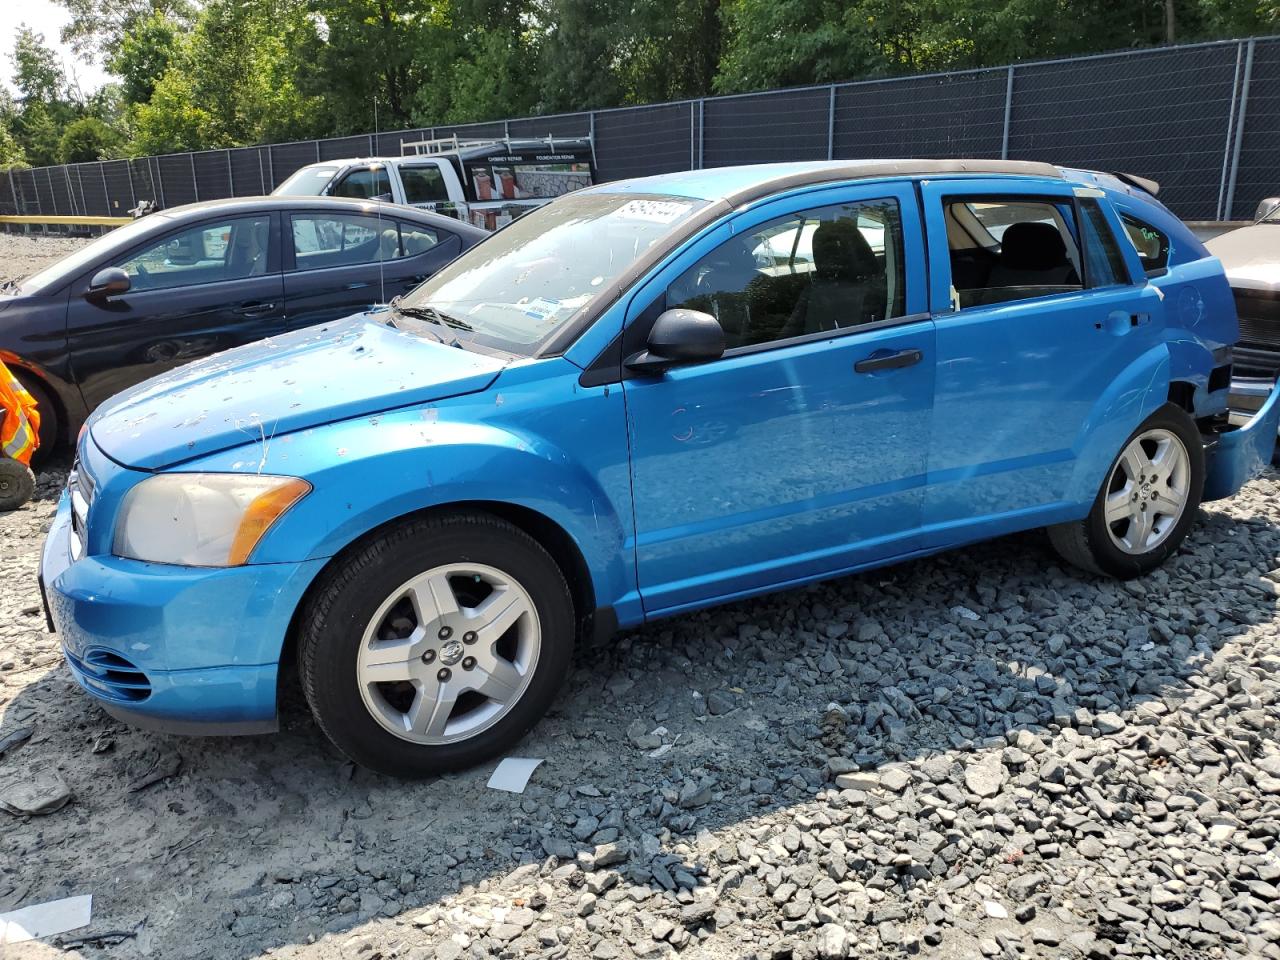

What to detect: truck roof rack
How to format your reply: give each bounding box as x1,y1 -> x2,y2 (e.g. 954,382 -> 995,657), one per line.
399,133 -> 592,157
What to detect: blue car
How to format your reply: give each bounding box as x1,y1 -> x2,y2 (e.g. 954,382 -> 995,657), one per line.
40,160 -> 1280,776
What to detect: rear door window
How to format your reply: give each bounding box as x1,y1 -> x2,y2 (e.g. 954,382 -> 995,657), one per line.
943,198 -> 1083,309
290,213 -> 400,270
401,165 -> 450,204
1120,214 -> 1170,277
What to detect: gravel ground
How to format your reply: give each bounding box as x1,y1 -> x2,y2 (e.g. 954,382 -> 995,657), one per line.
0,232 -> 96,285
2,236 -> 1279,960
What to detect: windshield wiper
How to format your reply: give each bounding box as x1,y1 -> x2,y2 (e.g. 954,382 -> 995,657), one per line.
394,303 -> 474,332
389,301 -> 473,348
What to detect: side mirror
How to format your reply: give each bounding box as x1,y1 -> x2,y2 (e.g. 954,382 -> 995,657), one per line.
625,308 -> 725,374
86,267 -> 130,301
372,192 -> 393,203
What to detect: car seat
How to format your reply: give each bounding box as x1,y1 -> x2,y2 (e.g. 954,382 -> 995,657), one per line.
987,221 -> 1080,288
227,220 -> 269,278
779,220 -> 886,338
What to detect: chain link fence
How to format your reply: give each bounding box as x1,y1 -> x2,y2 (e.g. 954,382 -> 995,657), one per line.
3,36 -> 1277,227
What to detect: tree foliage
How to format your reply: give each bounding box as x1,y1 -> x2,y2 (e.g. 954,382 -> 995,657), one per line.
1,0 -> 1276,164
58,115 -> 122,162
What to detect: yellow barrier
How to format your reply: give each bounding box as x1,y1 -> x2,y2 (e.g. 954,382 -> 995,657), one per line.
0,214 -> 132,226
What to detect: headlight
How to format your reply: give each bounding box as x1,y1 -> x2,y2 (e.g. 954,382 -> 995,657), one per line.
113,474 -> 311,567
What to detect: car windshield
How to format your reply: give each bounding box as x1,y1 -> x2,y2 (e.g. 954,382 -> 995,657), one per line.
398,191 -> 709,354
1257,200 -> 1280,223
274,165 -> 341,196
13,217 -> 165,295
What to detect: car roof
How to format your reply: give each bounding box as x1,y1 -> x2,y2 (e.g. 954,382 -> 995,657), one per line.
150,195 -> 486,236
586,159 -> 1067,204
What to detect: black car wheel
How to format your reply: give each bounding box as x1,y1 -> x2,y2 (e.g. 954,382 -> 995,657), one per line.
298,510 -> 575,778
1049,404 -> 1204,578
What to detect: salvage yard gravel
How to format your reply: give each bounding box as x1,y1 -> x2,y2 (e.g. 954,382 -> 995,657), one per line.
1,234 -> 1279,959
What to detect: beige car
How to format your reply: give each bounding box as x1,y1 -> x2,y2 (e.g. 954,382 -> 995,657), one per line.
1206,199 -> 1280,420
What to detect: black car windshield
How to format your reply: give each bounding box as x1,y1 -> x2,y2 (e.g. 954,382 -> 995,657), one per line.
274,165 -> 341,196
15,216 -> 165,295
398,191 -> 709,353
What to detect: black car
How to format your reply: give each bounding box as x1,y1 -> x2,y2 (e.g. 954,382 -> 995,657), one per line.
0,196 -> 486,453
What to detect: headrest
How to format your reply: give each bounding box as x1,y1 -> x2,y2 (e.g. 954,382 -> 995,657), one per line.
812,219 -> 877,281
999,221 -> 1068,271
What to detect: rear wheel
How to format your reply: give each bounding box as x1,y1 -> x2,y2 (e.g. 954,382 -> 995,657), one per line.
299,511 -> 574,777
1049,404 -> 1204,578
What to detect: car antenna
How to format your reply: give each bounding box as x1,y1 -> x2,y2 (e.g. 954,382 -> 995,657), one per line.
373,95 -> 387,308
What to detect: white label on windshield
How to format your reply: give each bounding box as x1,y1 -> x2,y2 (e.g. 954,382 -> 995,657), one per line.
523,297 -> 561,320
616,199 -> 693,224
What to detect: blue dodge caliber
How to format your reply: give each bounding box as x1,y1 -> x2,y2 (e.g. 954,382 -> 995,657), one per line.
41,160 -> 1280,776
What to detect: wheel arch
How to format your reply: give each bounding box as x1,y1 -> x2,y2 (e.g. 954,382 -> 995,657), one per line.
3,356 -> 74,450
277,498 -> 613,693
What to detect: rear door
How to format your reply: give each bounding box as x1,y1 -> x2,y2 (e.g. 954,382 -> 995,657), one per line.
919,178 -> 1166,543
66,212 -> 285,410
282,210 -> 462,329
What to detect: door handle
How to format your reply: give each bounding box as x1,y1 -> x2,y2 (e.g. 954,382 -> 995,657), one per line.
854,348 -> 923,374
235,301 -> 277,317
344,281 -> 370,290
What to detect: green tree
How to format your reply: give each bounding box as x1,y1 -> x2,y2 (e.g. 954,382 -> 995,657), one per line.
52,0 -> 193,60
109,11 -> 180,104
11,27 -> 67,104
57,115 -> 122,161
294,0 -> 451,134
0,93 -> 27,169
127,0 -> 325,154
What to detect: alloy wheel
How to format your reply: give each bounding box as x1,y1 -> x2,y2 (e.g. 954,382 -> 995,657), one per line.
355,563 -> 541,745
1103,428 -> 1191,555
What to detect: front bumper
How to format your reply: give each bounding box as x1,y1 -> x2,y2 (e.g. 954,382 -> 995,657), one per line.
40,492 -> 326,735
1206,378 -> 1280,501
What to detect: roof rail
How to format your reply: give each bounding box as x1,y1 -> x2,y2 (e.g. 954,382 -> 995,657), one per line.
399,132 -> 592,157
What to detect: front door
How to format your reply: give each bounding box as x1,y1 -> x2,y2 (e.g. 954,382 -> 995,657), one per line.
67,212 -> 286,411
622,183 -> 934,614
918,179 -> 1167,542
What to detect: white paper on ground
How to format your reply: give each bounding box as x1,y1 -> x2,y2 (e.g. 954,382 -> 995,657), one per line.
486,758 -> 544,793
0,894 -> 93,944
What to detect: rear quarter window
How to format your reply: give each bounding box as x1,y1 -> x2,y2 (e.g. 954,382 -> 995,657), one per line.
1120,214 -> 1170,277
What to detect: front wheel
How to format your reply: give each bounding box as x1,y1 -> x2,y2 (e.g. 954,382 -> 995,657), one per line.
299,512 -> 575,777
1049,404 -> 1205,578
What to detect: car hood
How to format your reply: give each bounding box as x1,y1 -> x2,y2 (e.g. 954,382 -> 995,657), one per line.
89,312 -> 507,470
1205,224 -> 1280,292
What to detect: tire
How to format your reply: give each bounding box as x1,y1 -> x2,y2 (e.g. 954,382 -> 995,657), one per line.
1049,403 -> 1204,579
11,371 -> 59,466
298,510 -> 575,777
0,458 -> 35,511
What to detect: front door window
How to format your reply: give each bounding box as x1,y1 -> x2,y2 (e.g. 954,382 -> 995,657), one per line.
666,198 -> 906,350
116,216 -> 271,291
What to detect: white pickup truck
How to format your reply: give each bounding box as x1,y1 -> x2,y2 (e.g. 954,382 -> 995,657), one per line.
272,136 -> 596,231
